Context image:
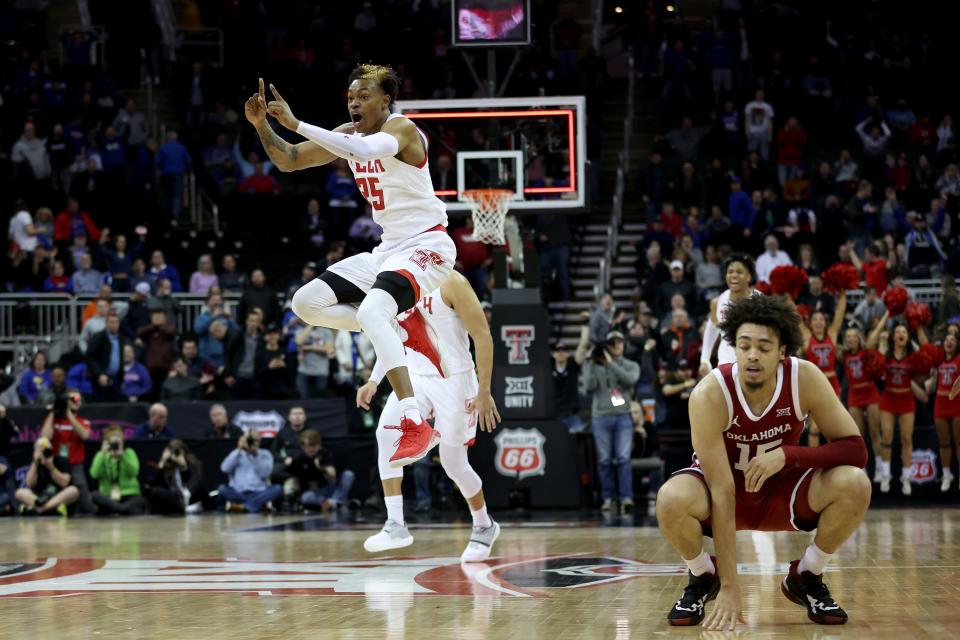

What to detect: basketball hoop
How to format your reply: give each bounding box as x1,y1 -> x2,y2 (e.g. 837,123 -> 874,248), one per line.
461,189 -> 513,245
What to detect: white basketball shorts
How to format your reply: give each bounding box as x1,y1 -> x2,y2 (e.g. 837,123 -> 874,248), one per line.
327,225 -> 455,303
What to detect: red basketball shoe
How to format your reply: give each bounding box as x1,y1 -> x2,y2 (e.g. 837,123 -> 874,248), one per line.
387,416 -> 441,468
398,308 -> 448,377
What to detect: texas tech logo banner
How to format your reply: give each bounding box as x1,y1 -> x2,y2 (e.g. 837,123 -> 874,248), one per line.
494,428 -> 546,479
501,325 -> 535,365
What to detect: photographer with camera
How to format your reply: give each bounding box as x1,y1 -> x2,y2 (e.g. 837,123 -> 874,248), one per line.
217,430 -> 282,513
583,330 -> 641,516
149,438 -> 203,514
14,437 -> 79,516
89,425 -> 149,515
289,429 -> 355,513
40,390 -> 96,514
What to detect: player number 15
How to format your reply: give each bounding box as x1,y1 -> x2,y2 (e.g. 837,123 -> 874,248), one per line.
733,439 -> 783,472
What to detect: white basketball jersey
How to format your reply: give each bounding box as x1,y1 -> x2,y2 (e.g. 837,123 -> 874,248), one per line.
407,289 -> 475,377
348,113 -> 447,248
715,288 -> 758,365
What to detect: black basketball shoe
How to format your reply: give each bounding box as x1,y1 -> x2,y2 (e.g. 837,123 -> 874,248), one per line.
781,559 -> 848,625
666,562 -> 721,626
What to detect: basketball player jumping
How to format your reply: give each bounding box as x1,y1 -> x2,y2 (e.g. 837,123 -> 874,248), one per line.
356,271 -> 502,561
244,65 -> 453,466
699,253 -> 757,375
658,295 -> 870,629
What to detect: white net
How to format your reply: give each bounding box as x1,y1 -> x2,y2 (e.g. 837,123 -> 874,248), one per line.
461,189 -> 513,245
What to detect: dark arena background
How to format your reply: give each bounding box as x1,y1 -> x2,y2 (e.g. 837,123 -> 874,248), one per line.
1,1 -> 958,637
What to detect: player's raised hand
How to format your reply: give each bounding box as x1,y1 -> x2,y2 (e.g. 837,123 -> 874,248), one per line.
244,77 -> 268,126
743,447 -> 786,493
356,380 -> 378,411
468,391 -> 501,433
266,83 -> 299,131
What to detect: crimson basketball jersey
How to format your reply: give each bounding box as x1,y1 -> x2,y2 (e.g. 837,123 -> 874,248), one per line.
347,113 -> 447,248
701,357 -> 807,493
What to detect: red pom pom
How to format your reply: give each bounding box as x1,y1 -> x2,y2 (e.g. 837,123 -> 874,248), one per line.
755,281 -> 772,296
882,287 -> 909,316
909,344 -> 943,376
795,303 -> 812,321
769,265 -> 809,300
861,348 -> 886,381
905,302 -> 932,332
820,263 -> 860,295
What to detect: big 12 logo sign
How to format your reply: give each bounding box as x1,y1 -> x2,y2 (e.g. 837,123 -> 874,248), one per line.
494,428 -> 546,479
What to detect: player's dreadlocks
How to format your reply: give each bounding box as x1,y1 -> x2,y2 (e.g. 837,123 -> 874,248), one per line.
349,63 -> 401,107
719,294 -> 805,354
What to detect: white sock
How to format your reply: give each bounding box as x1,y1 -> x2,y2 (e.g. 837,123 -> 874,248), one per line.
397,396 -> 423,424
901,466 -> 912,480
874,455 -> 882,469
684,550 -> 715,577
470,505 -> 492,528
882,459 -> 891,476
797,542 -> 833,576
385,495 -> 404,526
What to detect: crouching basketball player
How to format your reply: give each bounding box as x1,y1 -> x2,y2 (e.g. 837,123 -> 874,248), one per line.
245,65 -> 454,468
356,272 -> 502,561
657,295 -> 870,630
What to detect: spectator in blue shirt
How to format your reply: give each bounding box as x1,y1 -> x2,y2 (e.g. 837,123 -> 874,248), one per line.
120,345 -> 153,402
194,291 -> 237,369
96,226 -> 147,292
156,130 -> 192,223
43,259 -> 73,294
217,431 -> 282,513
66,363 -> 95,398
727,175 -> 756,242
147,250 -> 182,292
71,253 -> 103,295
132,403 -> 176,440
18,352 -> 52,405
100,126 -> 126,173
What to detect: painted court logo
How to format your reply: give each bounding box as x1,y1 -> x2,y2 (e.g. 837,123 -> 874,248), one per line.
501,325 -> 535,365
494,427 -> 546,479
0,556 -> 683,598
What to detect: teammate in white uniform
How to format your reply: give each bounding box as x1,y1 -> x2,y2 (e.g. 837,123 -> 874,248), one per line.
356,272 -> 502,562
245,65 -> 454,467
699,253 -> 758,375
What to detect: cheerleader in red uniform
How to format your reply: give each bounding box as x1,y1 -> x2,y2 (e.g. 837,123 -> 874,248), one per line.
799,290 -> 847,447
876,322 -> 926,496
843,324 -> 885,484
926,330 -> 960,492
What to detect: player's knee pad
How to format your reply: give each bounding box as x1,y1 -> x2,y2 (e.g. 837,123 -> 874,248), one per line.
355,288 -> 398,331
439,442 -> 482,498
371,271 -> 416,313
291,278 -> 337,324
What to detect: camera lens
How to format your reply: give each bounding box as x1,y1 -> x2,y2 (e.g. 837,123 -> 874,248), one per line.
43,448 -> 54,458
171,448 -> 181,456
109,441 -> 120,451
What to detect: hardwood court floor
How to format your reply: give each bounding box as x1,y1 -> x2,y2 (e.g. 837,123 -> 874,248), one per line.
0,508 -> 957,639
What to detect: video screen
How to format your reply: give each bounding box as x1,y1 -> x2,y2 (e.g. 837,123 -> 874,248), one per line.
453,0 -> 531,47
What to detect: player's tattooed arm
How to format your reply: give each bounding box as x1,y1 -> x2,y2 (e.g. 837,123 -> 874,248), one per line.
247,78 -> 350,171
